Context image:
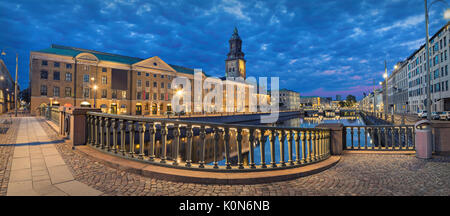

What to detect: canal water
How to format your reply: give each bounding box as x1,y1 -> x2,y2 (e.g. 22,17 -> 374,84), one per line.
210,114 -> 373,166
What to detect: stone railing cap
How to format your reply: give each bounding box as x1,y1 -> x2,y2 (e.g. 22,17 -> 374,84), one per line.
67,107 -> 102,115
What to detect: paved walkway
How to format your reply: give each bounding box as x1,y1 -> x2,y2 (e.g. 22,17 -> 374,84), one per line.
6,117 -> 102,196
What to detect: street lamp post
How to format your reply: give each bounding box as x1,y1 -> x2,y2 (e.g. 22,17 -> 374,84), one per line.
383,60 -> 388,119
424,0 -> 450,120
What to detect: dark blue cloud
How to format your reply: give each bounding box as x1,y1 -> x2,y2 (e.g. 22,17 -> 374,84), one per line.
0,0 -> 448,99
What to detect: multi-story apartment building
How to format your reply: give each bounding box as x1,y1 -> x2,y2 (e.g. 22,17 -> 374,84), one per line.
386,61 -> 409,113
30,29 -> 255,116
300,96 -> 332,108
406,22 -> 450,113
0,59 -> 16,113
278,88 -> 300,110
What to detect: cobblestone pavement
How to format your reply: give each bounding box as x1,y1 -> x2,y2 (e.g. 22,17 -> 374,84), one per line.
0,117 -> 19,196
39,119 -> 450,196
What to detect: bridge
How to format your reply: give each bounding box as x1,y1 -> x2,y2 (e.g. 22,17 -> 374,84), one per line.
33,106 -> 450,184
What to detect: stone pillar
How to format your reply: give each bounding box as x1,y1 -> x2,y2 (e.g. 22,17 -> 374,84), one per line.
66,107 -> 102,146
316,123 -> 344,155
432,122 -> 450,155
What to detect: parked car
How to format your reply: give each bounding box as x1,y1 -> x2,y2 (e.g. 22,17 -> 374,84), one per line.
440,111 -> 450,120
418,110 -> 427,118
431,112 -> 443,120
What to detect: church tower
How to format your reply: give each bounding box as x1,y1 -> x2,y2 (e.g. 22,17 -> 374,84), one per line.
225,27 -> 246,79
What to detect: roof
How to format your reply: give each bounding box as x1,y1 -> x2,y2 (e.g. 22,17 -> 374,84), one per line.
34,44 -> 208,76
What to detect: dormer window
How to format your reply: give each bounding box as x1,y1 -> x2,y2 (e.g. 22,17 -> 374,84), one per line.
153,62 -> 157,66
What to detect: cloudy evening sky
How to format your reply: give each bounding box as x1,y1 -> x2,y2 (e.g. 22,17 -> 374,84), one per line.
1,0 -> 449,99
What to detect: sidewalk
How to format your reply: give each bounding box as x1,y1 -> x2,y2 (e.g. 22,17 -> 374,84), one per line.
6,117 -> 102,196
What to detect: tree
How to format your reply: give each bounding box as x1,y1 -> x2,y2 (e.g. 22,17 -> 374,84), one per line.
338,101 -> 346,107
345,94 -> 356,107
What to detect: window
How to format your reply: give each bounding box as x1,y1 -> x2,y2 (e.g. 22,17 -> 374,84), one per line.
54,62 -> 60,68
83,74 -> 90,82
153,74 -> 156,78
66,64 -> 72,69
161,82 -> 164,88
40,85 -> 47,96
102,68 -> 107,72
65,87 -> 71,97
83,65 -> 89,71
153,82 -> 157,88
153,93 -> 157,100
121,91 -> 127,99
434,55 -> 439,65
146,73 -> 149,77
137,71 -> 141,76
42,60 -> 48,66
161,75 -> 164,78
53,87 -> 60,97
53,71 -> 60,80
137,80 -> 142,87
65,73 -> 72,81
112,90 -> 117,99
101,89 -> 107,98
168,83 -> 171,89
137,92 -> 142,100
40,70 -> 48,79
145,92 -> 149,100
160,93 -> 164,100
83,88 -> 90,98
102,76 -> 107,84
146,81 -> 150,87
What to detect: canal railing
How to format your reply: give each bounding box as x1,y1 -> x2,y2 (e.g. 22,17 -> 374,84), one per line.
85,111 -> 332,171
38,106 -> 60,125
344,125 -> 415,151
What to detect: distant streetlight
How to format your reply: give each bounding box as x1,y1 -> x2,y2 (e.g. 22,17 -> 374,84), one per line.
424,0 -> 450,120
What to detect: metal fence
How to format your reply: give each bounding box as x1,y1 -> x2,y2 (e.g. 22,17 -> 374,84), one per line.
86,112 -> 331,171
39,106 -> 60,125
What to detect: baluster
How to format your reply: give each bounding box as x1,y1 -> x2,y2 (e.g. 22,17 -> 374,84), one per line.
259,129 -> 267,168
112,119 -> 118,153
213,127 -> 220,169
306,130 -> 312,163
287,130 -> 293,165
120,119 -> 126,155
377,127 -> 382,150
128,121 -> 135,157
269,129 -> 277,168
100,117 -> 105,149
357,127 -> 361,150
364,127 -> 368,150
391,127 -> 395,150
148,123 -> 155,161
198,126 -> 206,168
236,128 -> 244,169
224,127 -> 231,169
138,122 -> 146,159
105,118 -> 111,151
314,130 -> 319,160
295,130 -> 301,165
350,127 -> 354,149
370,127 -> 375,150
405,127 -> 410,150
173,124 -> 180,166
301,131 -> 306,164
94,116 -> 99,147
185,125 -> 193,167
412,127 -> 415,150
319,129 -> 325,159
248,128 -> 256,169
160,122 -> 167,163
278,130 -> 286,167
311,130 -> 316,161
384,126 -> 388,150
